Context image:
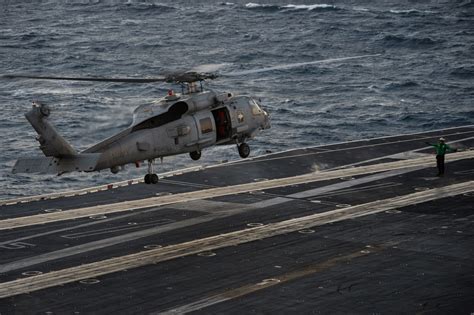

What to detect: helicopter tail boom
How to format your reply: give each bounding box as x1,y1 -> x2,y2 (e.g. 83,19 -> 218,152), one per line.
25,102 -> 77,157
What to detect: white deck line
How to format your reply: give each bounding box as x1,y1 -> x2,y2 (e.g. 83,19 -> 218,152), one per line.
0,165 -> 205,206
0,180 -> 472,299
0,150 -> 473,231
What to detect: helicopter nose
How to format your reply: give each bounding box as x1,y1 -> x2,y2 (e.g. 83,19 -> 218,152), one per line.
262,110 -> 271,129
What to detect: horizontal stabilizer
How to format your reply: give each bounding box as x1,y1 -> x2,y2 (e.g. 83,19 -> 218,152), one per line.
12,154 -> 101,174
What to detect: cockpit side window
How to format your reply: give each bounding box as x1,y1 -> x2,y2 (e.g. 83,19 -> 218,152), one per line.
249,99 -> 263,115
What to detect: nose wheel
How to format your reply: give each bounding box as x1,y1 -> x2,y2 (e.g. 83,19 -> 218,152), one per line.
144,159 -> 159,184
238,143 -> 250,158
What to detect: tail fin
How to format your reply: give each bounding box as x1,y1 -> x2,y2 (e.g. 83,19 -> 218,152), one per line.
25,102 -> 76,157
11,102 -> 101,175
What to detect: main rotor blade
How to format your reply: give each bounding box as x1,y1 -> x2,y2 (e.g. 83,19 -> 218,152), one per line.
190,63 -> 231,73
223,54 -> 381,76
2,74 -> 167,83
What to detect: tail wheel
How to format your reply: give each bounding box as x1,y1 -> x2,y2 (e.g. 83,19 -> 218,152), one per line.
238,143 -> 250,158
190,151 -> 201,160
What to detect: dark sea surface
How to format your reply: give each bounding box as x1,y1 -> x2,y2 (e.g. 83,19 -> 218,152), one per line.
0,0 -> 473,199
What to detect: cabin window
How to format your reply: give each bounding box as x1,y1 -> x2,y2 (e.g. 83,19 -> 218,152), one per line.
200,117 -> 213,134
131,101 -> 189,132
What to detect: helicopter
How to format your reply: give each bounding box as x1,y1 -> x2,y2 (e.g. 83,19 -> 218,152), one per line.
4,54 -> 379,184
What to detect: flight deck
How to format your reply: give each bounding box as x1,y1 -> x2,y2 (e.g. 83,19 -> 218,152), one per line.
0,126 -> 473,314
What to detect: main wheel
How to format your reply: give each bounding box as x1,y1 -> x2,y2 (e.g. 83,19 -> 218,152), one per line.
190,151 -> 201,161
144,174 -> 151,184
150,173 -> 159,184
238,143 -> 250,158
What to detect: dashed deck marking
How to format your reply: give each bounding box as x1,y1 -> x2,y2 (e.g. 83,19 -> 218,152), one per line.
0,180 -> 471,299
60,218 -> 175,239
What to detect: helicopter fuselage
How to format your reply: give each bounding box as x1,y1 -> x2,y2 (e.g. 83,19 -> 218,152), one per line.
13,89 -> 270,178
90,90 -> 270,173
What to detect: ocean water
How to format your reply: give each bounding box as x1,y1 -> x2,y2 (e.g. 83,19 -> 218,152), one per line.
0,0 -> 473,199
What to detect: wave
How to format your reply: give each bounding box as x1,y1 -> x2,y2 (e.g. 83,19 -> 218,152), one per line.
118,1 -> 176,13
281,4 -> 338,11
244,2 -> 280,12
352,7 -> 370,12
64,0 -> 102,6
389,9 -> 434,15
450,66 -> 474,79
379,34 -> 440,48
245,3 -> 276,8
382,80 -> 419,91
458,0 -> 474,7
244,3 -> 338,12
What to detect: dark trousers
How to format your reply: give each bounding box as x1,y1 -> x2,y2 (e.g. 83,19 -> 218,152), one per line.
436,155 -> 445,175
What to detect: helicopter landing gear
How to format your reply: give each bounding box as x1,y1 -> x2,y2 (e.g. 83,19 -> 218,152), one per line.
190,150 -> 201,161
144,159 -> 159,184
144,173 -> 158,184
238,143 -> 250,158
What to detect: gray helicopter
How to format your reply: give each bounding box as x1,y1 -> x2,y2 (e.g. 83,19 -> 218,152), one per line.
5,55 -> 379,184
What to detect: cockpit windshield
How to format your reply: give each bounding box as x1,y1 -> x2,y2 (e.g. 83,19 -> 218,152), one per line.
249,99 -> 263,115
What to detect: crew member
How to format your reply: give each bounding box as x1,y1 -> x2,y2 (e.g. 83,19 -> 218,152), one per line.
216,110 -> 227,139
426,137 -> 456,176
